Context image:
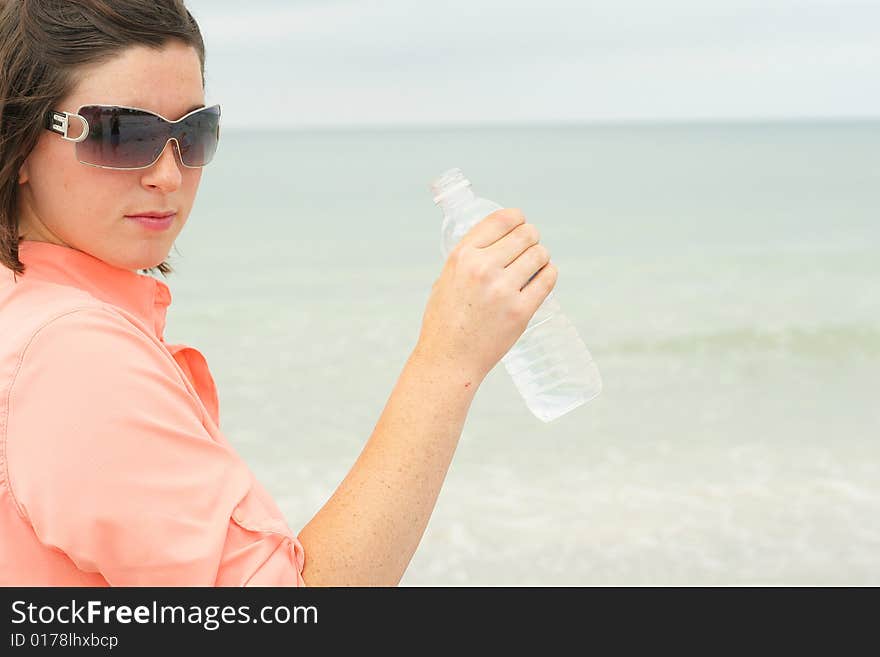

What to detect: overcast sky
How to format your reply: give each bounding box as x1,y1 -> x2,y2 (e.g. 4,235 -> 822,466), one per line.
185,0 -> 880,130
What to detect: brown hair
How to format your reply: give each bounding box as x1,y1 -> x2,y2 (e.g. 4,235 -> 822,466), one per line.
0,0 -> 206,278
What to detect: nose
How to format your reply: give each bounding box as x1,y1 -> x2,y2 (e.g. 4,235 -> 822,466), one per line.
140,139 -> 184,192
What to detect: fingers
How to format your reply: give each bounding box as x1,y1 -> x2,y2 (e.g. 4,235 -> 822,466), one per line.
483,221 -> 541,269
458,208 -> 525,250
452,203 -> 555,308
506,242 -> 551,290
457,205 -> 551,293
518,261 -> 558,311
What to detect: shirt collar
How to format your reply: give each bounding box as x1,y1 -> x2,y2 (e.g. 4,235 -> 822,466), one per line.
16,240 -> 172,341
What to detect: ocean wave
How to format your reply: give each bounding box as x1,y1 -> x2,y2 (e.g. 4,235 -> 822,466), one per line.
604,324 -> 880,357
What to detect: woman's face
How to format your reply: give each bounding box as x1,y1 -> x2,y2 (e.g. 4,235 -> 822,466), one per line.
17,40 -> 206,272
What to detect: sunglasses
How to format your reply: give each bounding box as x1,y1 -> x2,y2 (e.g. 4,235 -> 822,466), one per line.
45,104 -> 221,170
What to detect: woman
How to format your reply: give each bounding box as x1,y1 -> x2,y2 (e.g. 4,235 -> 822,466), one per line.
0,0 -> 556,586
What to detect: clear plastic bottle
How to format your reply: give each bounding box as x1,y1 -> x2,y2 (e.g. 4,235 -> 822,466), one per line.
429,168 -> 603,422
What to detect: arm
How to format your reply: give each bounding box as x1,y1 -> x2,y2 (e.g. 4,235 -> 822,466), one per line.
297,208 -> 557,586
296,346 -> 479,586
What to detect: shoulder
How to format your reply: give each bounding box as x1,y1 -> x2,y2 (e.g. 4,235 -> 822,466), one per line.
0,276 -> 159,358
0,276 -> 98,339
0,275 -> 179,400
10,303 -> 190,404
2,303 -> 204,461
3,305 -> 208,519
17,303 -> 166,369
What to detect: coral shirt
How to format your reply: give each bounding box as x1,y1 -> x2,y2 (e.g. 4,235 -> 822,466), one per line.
0,241 -> 306,586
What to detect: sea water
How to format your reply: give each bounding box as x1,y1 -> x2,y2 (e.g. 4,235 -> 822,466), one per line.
167,121 -> 880,585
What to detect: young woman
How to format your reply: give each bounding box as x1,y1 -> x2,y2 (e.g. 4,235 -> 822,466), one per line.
0,0 -> 556,586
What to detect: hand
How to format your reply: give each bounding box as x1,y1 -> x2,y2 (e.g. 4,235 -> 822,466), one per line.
414,208 -> 557,383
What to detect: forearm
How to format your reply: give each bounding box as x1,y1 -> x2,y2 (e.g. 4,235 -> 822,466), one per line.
296,346 -> 481,586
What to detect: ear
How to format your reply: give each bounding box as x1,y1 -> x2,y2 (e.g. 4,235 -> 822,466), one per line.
18,159 -> 29,185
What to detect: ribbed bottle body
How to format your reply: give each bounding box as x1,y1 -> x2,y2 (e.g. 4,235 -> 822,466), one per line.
430,168 -> 602,422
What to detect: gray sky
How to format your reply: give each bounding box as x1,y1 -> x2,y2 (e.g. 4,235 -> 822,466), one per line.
185,0 -> 880,129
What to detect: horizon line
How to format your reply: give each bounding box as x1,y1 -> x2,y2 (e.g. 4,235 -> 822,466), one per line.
217,115 -> 880,133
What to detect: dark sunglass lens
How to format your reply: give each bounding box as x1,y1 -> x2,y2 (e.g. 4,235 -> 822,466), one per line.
174,106 -> 221,167
76,107 -> 169,168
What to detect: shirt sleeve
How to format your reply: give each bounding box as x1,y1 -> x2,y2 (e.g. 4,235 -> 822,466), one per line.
5,306 -> 306,586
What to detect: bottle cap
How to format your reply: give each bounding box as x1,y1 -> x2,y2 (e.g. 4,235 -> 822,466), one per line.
430,167 -> 472,205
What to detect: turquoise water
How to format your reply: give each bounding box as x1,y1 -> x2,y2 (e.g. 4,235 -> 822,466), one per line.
165,122 -> 879,585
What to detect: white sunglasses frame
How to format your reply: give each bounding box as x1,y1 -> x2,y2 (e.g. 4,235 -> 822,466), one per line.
46,103 -> 222,171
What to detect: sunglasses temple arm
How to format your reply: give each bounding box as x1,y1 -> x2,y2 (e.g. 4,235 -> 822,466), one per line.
46,111 -> 90,143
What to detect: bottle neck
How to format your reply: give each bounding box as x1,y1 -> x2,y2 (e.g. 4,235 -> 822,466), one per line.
436,186 -> 476,214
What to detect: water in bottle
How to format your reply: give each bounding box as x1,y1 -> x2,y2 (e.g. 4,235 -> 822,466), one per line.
429,168 -> 602,422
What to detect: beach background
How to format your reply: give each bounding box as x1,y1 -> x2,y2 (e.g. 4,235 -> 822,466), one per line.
165,1 -> 879,585
165,122 -> 879,585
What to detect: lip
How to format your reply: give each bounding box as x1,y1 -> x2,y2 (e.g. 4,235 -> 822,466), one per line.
125,211 -> 177,231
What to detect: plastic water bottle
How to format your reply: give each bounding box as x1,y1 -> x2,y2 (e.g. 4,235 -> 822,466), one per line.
429,168 -> 602,422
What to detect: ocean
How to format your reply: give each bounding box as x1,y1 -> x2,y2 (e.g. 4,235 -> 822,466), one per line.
164,121 -> 879,585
